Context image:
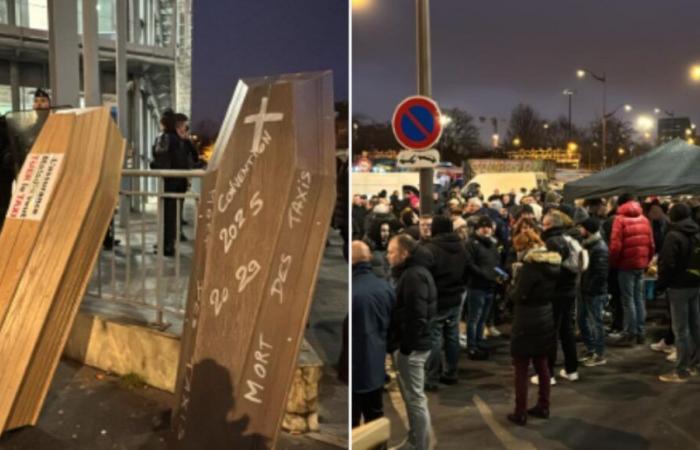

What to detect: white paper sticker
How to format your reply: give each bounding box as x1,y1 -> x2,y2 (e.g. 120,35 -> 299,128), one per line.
7,153 -> 64,221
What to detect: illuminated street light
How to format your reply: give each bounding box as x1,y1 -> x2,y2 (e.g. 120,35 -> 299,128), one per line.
543,123 -> 549,129
690,64 -> 700,82
624,104 -> 633,112
692,123 -> 697,130
643,132 -> 652,140
636,115 -> 654,132
492,133 -> 500,147
689,138 -> 696,145
440,114 -> 452,126
513,137 -> 521,147
352,0 -> 372,11
686,128 -> 693,136
567,142 -> 578,152
576,69 -> 586,79
618,148 -> 625,155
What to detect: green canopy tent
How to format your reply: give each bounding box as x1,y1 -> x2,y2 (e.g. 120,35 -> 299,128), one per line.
563,138 -> 700,201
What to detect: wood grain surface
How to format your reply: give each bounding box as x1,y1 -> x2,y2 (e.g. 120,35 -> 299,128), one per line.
0,107 -> 125,433
172,72 -> 336,450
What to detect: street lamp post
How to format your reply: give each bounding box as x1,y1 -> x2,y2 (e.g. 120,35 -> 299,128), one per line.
577,68 -> 607,168
416,0 -> 433,214
562,89 -> 575,141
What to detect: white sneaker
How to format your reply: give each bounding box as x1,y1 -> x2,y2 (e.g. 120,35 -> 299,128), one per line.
667,350 -> 678,362
650,339 -> 674,353
488,326 -> 502,337
530,375 -> 556,386
459,333 -> 468,350
559,369 -> 579,381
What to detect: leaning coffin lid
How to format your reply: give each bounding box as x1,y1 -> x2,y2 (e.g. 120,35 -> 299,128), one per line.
0,107 -> 125,433
172,71 -> 336,449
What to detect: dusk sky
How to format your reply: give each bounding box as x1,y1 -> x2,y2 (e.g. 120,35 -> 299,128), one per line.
353,0 -> 700,139
191,1 -> 348,132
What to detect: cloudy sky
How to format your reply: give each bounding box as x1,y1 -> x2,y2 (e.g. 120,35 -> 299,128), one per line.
353,0 -> 700,138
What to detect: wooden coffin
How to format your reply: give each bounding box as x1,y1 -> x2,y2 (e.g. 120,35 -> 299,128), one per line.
0,107 -> 126,433
172,71 -> 336,449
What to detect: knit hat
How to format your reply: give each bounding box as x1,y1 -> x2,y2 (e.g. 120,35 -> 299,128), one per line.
617,193 -> 634,206
474,215 -> 493,230
669,203 -> 691,223
580,217 -> 600,234
490,199 -> 503,210
431,215 -> 453,236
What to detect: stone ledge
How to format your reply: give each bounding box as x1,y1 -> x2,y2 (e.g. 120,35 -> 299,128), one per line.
62,311 -> 324,433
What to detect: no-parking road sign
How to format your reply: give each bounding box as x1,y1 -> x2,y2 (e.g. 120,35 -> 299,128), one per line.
392,95 -> 443,151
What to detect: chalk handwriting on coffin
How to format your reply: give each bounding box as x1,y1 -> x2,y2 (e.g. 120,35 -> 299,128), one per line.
217,97 -> 283,213
236,260 -> 261,293
288,171 -> 311,229
209,287 -> 229,317
243,333 -> 273,404
219,191 -> 264,254
270,254 -> 292,305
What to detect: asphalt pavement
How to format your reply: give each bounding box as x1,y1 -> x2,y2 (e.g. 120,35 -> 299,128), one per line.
382,300 -> 700,450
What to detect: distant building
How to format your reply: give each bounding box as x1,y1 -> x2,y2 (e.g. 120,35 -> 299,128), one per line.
658,117 -> 692,143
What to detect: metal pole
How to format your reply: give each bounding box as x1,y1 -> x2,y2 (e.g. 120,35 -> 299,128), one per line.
416,0 -> 433,214
47,0 -> 80,107
116,0 -> 131,226
81,0 -> 101,107
568,94 -> 572,141
601,75 -> 607,169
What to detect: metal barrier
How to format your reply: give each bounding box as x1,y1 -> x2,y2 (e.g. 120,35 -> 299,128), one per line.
84,168 -> 206,332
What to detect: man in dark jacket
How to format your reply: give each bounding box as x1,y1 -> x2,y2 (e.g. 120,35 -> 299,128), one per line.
423,216 -> 467,388
464,215 -> 501,358
609,194 -> 654,345
657,204 -> 700,383
352,241 -> 395,425
578,218 -> 609,366
540,210 -> 579,382
387,234 -> 436,450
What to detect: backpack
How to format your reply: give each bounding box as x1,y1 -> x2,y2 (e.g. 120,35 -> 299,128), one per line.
561,235 -> 589,274
686,233 -> 700,278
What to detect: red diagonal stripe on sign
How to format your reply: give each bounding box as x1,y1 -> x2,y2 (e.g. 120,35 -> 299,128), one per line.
405,109 -> 432,139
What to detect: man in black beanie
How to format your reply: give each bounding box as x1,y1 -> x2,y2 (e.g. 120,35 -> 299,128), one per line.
658,203 -> 700,383
423,215 -> 467,388
578,217 -> 609,366
464,215 -> 501,358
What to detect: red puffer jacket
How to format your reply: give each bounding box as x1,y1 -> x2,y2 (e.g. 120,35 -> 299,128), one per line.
609,201 -> 655,270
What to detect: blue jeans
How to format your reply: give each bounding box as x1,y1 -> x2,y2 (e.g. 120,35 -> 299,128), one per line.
395,350 -> 432,450
580,294 -> 607,355
668,288 -> 700,375
467,288 -> 493,350
426,305 -> 461,384
618,270 -> 646,337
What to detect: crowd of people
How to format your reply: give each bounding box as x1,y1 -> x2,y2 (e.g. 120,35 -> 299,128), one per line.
352,182 -> 700,448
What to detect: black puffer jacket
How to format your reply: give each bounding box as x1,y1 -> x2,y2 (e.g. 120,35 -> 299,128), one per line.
509,247 -> 561,358
581,232 -> 609,296
465,233 -> 500,290
423,232 -> 467,311
541,226 -> 577,296
658,218 -> 700,291
389,246 -> 437,355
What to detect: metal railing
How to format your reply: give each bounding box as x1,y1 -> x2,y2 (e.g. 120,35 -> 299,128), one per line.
83,168 -> 206,333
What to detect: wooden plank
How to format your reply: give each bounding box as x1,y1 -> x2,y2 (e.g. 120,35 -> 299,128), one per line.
173,72 -> 336,449
351,418 -> 391,450
0,114 -> 72,327
6,112 -> 125,428
0,108 -> 124,432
